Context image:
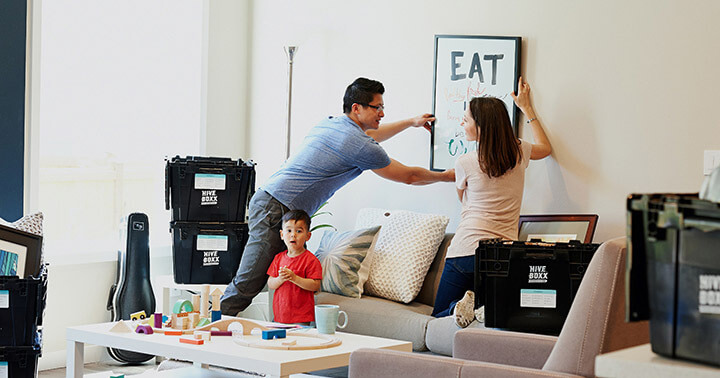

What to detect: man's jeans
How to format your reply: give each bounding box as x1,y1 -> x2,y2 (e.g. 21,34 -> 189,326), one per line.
431,255 -> 476,318
220,189 -> 288,315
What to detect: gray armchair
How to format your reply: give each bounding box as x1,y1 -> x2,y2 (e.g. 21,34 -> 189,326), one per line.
348,237 -> 649,378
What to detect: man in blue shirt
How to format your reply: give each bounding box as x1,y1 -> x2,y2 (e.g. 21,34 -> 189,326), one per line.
221,77 -> 455,315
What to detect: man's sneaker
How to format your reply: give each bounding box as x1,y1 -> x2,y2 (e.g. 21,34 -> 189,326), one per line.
453,291 -> 475,328
475,305 -> 485,323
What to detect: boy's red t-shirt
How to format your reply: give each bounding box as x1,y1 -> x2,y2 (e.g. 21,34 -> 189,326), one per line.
267,250 -> 323,324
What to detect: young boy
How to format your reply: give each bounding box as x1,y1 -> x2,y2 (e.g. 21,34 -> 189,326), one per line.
267,210 -> 322,324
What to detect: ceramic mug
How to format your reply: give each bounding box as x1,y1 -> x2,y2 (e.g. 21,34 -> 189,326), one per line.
314,304 -> 348,334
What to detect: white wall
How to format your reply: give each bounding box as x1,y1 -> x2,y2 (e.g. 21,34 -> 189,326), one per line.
246,0 -> 720,242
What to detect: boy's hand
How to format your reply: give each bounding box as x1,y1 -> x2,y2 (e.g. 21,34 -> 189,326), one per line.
279,266 -> 297,282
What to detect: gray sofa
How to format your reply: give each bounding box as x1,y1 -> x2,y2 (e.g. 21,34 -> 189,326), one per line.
315,233 -> 469,354
348,237 -> 651,378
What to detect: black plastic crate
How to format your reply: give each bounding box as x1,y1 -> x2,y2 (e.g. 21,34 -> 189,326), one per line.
0,269 -> 47,347
170,221 -> 248,284
475,239 -> 599,335
0,345 -> 41,378
165,156 -> 256,222
627,193 -> 720,366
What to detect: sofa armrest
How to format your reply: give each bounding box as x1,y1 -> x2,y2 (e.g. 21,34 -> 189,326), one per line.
349,348 -> 579,378
453,328 -> 558,369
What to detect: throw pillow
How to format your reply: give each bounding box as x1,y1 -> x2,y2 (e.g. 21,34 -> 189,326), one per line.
358,209 -> 449,303
314,226 -> 381,298
0,212 -> 44,237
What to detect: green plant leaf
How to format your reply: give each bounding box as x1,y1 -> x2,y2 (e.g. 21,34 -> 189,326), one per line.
310,224 -> 337,232
311,211 -> 333,219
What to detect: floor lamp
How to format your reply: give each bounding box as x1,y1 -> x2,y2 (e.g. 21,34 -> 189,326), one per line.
284,46 -> 297,160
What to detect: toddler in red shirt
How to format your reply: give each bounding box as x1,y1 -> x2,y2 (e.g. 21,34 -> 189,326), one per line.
267,210 -> 322,324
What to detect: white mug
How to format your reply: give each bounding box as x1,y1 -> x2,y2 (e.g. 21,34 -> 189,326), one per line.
314,304 -> 348,334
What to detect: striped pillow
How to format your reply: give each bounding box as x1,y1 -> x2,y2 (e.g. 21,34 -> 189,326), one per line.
314,226 -> 381,298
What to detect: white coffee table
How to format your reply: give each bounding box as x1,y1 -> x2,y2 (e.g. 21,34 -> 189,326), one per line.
66,321 -> 412,378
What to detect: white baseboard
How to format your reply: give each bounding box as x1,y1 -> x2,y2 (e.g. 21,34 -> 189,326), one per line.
38,344 -> 105,371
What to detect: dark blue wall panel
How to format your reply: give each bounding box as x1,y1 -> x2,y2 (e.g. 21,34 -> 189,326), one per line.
0,0 -> 27,222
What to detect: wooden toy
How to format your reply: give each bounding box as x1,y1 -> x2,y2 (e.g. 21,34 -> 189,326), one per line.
179,337 -> 204,345
281,340 -> 297,346
262,329 -> 286,340
182,317 -> 190,330
201,285 -> 210,318
196,318 -> 211,327
130,310 -> 147,321
164,330 -> 183,336
232,332 -> 341,351
211,288 -> 223,309
190,312 -> 199,327
154,312 -> 162,328
192,294 -> 201,313
210,331 -> 233,336
194,331 -> 211,341
109,321 -> 132,333
135,325 -> 153,334
173,299 -> 194,314
171,313 -> 179,329
211,310 -> 222,322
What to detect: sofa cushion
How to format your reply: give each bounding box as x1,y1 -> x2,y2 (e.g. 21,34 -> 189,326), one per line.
356,209 -> 449,303
314,226 -> 381,298
316,291 -> 435,351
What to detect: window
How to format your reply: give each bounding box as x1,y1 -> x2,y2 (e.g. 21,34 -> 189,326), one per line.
37,0 -> 205,259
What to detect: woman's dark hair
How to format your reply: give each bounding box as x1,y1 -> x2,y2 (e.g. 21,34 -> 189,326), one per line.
343,78 -> 384,114
468,97 -> 522,178
282,209 -> 312,229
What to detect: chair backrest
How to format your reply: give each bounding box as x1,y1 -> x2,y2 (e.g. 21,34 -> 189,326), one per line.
542,237 -> 649,377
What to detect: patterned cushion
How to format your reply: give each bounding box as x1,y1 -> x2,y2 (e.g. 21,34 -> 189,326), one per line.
0,212 -> 45,270
357,209 -> 449,303
314,226 -> 381,298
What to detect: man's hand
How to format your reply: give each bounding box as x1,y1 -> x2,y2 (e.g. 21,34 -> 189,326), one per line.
411,113 -> 435,133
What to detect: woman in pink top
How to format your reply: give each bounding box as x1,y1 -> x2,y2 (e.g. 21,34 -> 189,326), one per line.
432,77 -> 553,327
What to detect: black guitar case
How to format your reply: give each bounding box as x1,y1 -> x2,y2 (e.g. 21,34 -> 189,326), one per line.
106,213 -> 156,363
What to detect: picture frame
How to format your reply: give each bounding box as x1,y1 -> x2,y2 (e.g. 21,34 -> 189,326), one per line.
518,214 -> 599,244
0,223 -> 42,278
431,35 -> 521,171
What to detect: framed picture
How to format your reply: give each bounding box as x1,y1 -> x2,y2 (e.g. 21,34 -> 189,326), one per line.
518,214 -> 599,244
0,223 -> 42,278
431,35 -> 521,171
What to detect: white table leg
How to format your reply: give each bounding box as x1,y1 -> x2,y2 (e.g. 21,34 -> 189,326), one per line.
66,340 -> 84,378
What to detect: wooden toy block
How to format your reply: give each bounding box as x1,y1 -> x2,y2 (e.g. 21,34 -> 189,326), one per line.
173,299 -> 194,314
171,313 -> 179,329
210,330 -> 232,336
154,312 -> 163,328
262,329 -> 286,340
281,339 -> 297,346
182,317 -> 190,330
179,337 -> 204,345
194,331 -> 211,341
164,330 -> 183,336
130,310 -> 147,321
135,325 -> 153,334
177,312 -> 188,318
190,312 -> 200,327
196,318 -> 211,327
109,320 -> 132,333
201,285 -> 210,318
192,294 -> 201,313
210,288 -> 223,311
211,310 -> 221,322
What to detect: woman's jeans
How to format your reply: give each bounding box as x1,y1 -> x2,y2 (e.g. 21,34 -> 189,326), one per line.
432,255 -> 478,317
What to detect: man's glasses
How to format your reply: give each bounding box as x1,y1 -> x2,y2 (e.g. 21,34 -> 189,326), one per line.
357,103 -> 384,112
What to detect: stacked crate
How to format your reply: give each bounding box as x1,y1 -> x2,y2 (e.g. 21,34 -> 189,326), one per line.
0,265 -> 47,377
165,156 -> 255,284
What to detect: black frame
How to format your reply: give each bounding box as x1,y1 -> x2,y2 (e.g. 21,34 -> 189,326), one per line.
0,223 -> 42,278
518,214 -> 599,244
431,34 -> 522,171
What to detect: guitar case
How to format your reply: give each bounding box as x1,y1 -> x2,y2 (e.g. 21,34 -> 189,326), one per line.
106,213 -> 156,363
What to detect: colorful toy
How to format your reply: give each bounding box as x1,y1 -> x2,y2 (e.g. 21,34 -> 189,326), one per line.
130,310 -> 147,321
164,330 -> 183,336
179,337 -> 204,345
262,329 -> 286,340
173,299 -> 194,314
154,312 -> 163,328
135,325 -> 153,334
210,330 -> 232,336
201,285 -> 210,318
109,321 -> 132,333
211,310 -> 221,322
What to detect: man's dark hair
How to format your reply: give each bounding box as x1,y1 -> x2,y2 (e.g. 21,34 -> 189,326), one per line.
342,77 -> 385,114
281,209 -> 312,229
